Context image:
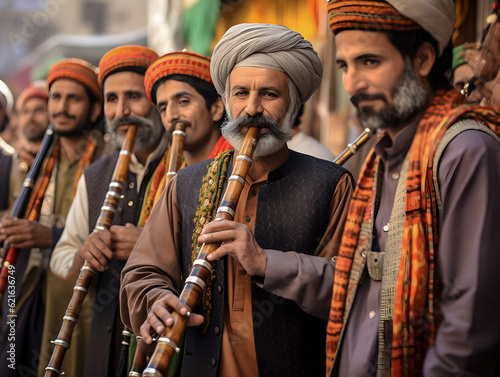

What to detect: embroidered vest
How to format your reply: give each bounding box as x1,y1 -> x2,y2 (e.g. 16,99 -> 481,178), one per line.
176,150 -> 348,377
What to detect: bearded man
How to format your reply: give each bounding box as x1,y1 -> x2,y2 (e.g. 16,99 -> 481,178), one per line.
0,81 -> 50,215
0,58 -> 105,377
120,23 -> 354,377
45,45 -> 166,377
325,1 -> 500,376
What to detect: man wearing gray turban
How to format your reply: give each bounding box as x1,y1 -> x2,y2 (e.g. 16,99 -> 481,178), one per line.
210,23 -> 323,106
121,23 -> 354,377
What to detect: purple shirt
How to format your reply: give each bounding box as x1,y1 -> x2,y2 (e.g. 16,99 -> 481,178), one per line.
338,120 -> 500,376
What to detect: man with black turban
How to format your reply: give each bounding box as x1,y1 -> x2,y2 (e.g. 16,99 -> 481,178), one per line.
121,23 -> 354,376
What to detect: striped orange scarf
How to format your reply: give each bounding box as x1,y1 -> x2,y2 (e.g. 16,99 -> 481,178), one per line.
25,130 -> 103,221
326,89 -> 500,376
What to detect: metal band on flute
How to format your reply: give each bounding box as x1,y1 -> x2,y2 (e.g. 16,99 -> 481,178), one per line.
165,122 -> 186,184
141,126 -> 260,377
0,124 -> 56,297
44,125 -> 137,377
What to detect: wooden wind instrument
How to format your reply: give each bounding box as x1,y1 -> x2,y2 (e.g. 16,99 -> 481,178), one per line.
0,124 -> 56,297
165,122 -> 186,185
44,125 -> 137,377
127,121 -> 186,377
461,7 -> 499,98
141,126 -> 260,377
333,128 -> 375,166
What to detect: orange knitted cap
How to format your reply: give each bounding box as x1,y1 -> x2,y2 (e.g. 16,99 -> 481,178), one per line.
144,50 -> 213,103
47,58 -> 102,102
98,45 -> 159,87
327,0 -> 420,35
16,81 -> 49,112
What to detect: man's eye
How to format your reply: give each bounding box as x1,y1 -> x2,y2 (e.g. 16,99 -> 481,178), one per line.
263,92 -> 277,98
365,59 -> 380,67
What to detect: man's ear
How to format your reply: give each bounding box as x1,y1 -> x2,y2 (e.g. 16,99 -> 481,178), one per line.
89,101 -> 102,123
413,41 -> 436,78
210,97 -> 225,123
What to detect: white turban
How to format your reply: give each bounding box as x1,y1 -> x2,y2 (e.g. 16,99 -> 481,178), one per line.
0,80 -> 13,113
388,0 -> 455,56
210,23 -> 323,105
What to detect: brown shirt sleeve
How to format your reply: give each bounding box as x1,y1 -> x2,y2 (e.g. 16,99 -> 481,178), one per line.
260,172 -> 354,320
120,176 -> 183,335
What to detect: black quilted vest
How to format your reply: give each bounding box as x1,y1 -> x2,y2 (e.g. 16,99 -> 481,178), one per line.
83,149 -> 164,377
176,150 -> 348,377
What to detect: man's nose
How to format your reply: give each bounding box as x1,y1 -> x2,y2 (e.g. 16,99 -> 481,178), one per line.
244,93 -> 264,117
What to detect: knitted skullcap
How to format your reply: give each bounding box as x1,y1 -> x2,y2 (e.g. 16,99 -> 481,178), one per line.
98,45 -> 159,86
144,50 -> 213,103
327,0 -> 455,56
47,58 -> 102,102
0,80 -> 14,113
210,23 -> 323,105
16,80 -> 49,112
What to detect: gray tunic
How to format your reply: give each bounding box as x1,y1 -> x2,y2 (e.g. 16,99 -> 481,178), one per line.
338,119 -> 500,377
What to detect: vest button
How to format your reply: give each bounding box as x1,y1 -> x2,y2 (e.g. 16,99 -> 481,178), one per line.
128,200 -> 134,207
211,358 -> 217,367
217,285 -> 223,294
391,172 -> 400,180
214,326 -> 220,335
129,182 -> 135,189
245,217 -> 251,223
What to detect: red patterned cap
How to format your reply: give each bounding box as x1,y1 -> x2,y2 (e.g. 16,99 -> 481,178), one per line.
16,81 -> 49,112
47,58 -> 102,102
327,0 -> 420,35
98,45 -> 159,86
144,51 -> 213,103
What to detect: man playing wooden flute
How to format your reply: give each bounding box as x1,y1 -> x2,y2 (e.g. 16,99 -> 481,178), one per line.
325,1 -> 500,376
120,23 -> 354,376
0,58 -> 104,376
45,45 -> 165,377
144,50 -> 233,168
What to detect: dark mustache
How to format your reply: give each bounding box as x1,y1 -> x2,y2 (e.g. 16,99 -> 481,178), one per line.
168,120 -> 190,133
53,112 -> 76,120
109,116 -> 150,129
350,93 -> 388,108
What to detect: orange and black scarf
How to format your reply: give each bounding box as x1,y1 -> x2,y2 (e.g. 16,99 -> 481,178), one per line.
326,89 -> 500,376
25,130 -> 103,222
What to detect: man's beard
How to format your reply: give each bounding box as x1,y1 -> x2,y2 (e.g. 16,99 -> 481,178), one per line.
23,122 -> 46,142
353,59 -> 429,131
52,111 -> 89,137
105,109 -> 164,152
221,113 -> 294,158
